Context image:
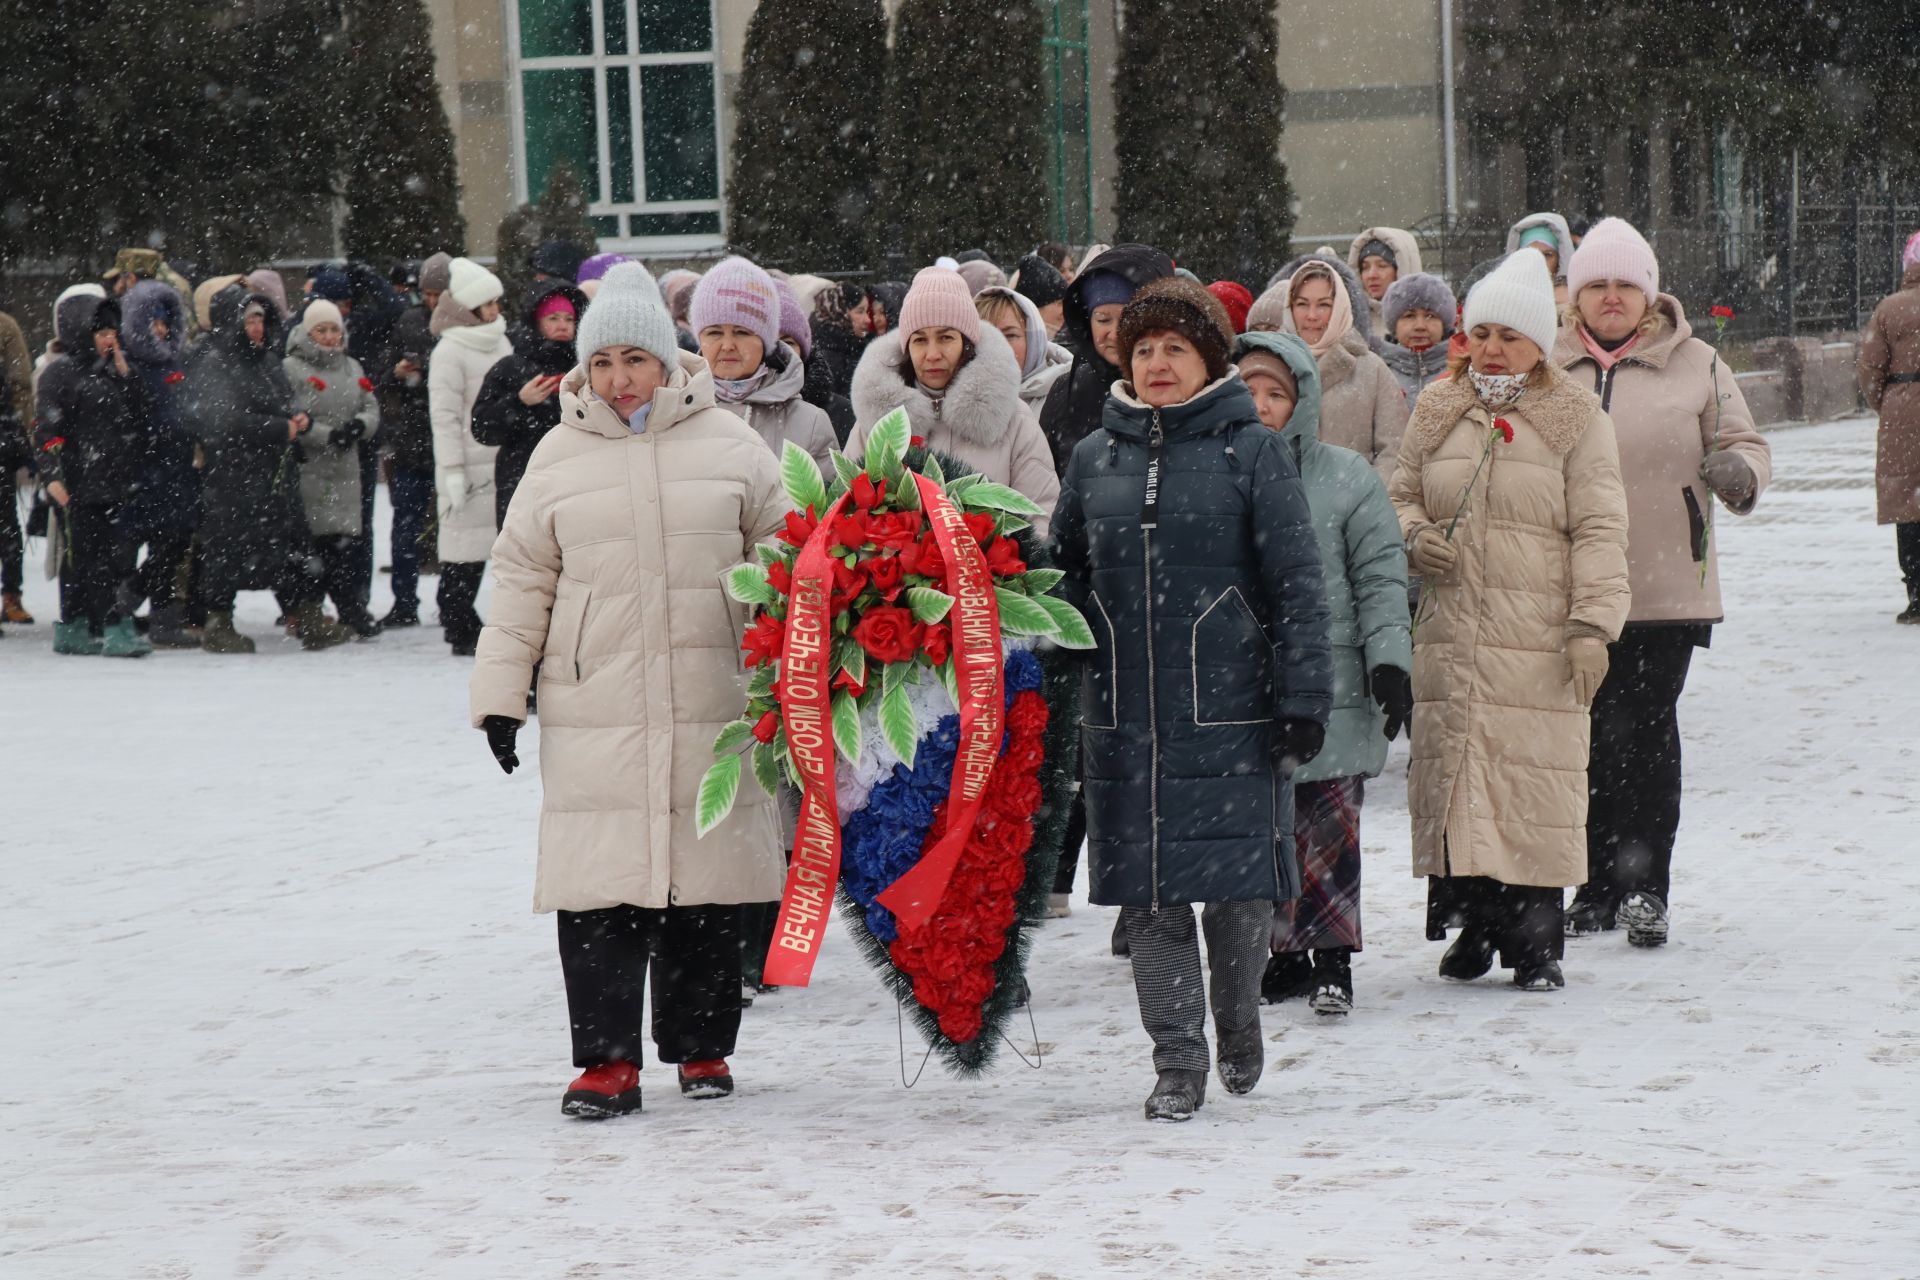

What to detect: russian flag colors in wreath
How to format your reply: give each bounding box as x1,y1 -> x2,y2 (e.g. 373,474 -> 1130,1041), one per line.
695,409 -> 1092,1072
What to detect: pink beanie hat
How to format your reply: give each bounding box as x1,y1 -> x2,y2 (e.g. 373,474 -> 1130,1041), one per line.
897,266 -> 981,344
689,256 -> 781,352
1567,217 -> 1660,301
533,292 -> 577,322
1903,231 -> 1920,271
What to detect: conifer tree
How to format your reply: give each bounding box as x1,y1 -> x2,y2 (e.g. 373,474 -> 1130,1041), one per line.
340,0 -> 467,265
882,0 -> 1050,266
1113,1 -> 1293,283
729,0 -> 888,271
494,160 -> 600,304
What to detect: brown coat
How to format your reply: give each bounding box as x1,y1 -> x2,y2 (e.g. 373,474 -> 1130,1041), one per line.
1554,296 -> 1771,623
1859,266 -> 1920,524
470,352 -> 793,913
1391,366 -> 1631,888
0,309 -> 32,429
1317,328 -> 1410,487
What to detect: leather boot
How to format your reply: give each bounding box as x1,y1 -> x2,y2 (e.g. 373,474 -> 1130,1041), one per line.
1,591 -> 33,624
294,600 -> 354,650
201,610 -> 257,655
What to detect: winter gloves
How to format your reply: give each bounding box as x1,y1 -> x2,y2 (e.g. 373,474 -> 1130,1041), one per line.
328,419 -> 369,450
482,714 -> 520,774
1408,525 -> 1458,579
1370,665 -> 1413,740
1273,718 -> 1326,775
1699,451 -> 1755,507
439,472 -> 468,519
1566,636 -> 1610,706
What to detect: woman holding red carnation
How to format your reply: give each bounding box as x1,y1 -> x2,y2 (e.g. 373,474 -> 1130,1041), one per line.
848,267 -> 1059,535
1391,249 -> 1630,992
1051,276 -> 1332,1122
469,263 -> 792,1120
1552,219 -> 1771,948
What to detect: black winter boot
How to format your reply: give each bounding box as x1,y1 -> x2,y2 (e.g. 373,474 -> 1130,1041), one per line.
1566,887 -> 1617,937
1261,951 -> 1315,1004
1438,926 -> 1495,981
1898,582 -> 1920,624
1215,1020 -> 1264,1095
1513,960 -> 1566,991
1308,949 -> 1354,1016
1111,914 -> 1130,958
1144,1069 -> 1207,1121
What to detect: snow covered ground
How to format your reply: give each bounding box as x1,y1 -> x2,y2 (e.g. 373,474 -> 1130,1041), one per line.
5,418 -> 1917,1278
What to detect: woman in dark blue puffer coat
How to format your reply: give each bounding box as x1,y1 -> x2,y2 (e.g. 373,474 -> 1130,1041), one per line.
1050,277 -> 1332,1122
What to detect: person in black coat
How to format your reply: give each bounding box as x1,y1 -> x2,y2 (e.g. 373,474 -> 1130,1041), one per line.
1049,278 -> 1332,1122
471,279 -> 587,524
1040,244 -> 1176,477
374,253 -> 448,628
33,294 -> 153,655
184,289 -> 345,653
115,279 -> 200,645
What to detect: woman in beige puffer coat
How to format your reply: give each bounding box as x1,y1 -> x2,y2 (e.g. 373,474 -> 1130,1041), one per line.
1390,249 -> 1630,992
847,267 -> 1059,535
470,263 -> 790,1118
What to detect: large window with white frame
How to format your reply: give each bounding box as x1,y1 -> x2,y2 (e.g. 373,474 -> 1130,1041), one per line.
508,0 -> 724,251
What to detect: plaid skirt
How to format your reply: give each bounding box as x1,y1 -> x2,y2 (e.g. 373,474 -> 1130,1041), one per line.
1271,776 -> 1364,954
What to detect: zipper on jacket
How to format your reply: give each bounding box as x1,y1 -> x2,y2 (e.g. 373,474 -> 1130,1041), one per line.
1142,412 -> 1164,910
1598,365 -> 1618,412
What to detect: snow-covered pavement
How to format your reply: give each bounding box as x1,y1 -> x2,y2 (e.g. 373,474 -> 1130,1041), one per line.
5,418 -> 1917,1277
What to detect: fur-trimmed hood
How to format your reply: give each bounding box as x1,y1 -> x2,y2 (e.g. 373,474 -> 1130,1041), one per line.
1347,226 -> 1424,278
850,322 -> 1024,447
119,280 -> 186,366
1505,213 -> 1576,279
1406,361 -> 1602,457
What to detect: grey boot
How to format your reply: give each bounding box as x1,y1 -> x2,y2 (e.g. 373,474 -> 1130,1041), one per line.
148,603 -> 202,649
294,601 -> 355,650
201,610 -> 256,655
1144,1069 -> 1208,1121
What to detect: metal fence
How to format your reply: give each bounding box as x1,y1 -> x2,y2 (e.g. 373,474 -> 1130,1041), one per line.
1406,205 -> 1920,341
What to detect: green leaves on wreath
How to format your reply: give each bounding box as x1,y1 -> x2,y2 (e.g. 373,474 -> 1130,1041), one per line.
711,718 -> 755,756
906,584 -> 954,624
880,681 -> 917,769
1035,594 -> 1096,648
694,753 -> 741,837
994,586 -> 1055,635
781,441 -> 829,520
1010,567 -> 1064,596
833,635 -> 866,687
830,449 -> 861,494
751,740 -> 782,796
725,563 -> 777,606
832,688 -> 861,761
864,407 -> 912,483
955,481 -> 1044,516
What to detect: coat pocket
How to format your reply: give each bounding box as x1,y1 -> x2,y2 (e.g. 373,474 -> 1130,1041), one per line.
1681,486 -> 1708,563
1191,587 -> 1276,726
544,577 -> 591,683
1082,591 -> 1118,731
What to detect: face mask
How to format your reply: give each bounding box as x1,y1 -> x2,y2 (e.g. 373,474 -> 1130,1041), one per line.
1468,369 -> 1528,409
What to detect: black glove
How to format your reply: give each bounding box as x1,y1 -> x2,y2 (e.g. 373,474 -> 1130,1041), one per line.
329,419 -> 367,450
1370,665 -> 1414,741
482,714 -> 520,774
1272,718 -> 1325,775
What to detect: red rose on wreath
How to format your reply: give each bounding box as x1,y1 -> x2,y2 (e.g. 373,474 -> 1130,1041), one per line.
779,506 -> 818,548
920,622 -> 951,665
829,558 -> 869,612
983,537 -> 1026,578
765,558 -> 792,594
901,536 -> 946,581
865,554 -> 905,599
852,605 -> 924,663
961,512 -> 996,545
850,473 -> 886,511
829,508 -> 872,554
741,613 -> 785,667
868,509 -> 925,551
751,710 -> 780,743
834,668 -> 868,697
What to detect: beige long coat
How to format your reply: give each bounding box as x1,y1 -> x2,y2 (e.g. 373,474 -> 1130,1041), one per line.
1859,265 -> 1920,525
1391,366 -> 1631,888
470,352 -> 793,913
1318,327 -> 1410,487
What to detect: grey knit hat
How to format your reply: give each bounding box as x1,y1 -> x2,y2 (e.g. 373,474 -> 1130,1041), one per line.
574,261 -> 679,368
1382,272 -> 1458,341
418,252 -> 453,297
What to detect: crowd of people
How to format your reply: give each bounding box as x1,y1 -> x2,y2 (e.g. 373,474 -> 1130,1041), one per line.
39,203 -> 1917,1124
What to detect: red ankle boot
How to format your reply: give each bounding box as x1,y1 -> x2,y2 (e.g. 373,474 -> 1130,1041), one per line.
562,1060 -> 641,1118
677,1059 -> 734,1099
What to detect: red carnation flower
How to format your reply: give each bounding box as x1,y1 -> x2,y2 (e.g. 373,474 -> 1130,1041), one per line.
829,558 -> 869,613
751,709 -> 780,743
1710,305 -> 1735,320
866,554 -> 905,599
851,605 -> 924,664
1492,417 -> 1515,445
305,375 -> 327,391
983,537 -> 1026,578
961,512 -> 996,546
741,613 -> 785,667
163,370 -> 185,385
358,376 -> 375,391
778,506 -> 818,548
921,622 -> 951,665
41,436 -> 66,453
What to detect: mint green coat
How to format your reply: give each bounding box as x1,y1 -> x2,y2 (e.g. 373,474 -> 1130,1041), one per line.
1234,331 -> 1411,783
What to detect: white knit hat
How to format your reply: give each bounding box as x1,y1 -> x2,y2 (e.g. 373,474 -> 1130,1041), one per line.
574,261 -> 679,368
447,257 -> 503,311
301,299 -> 343,332
1462,249 -> 1559,356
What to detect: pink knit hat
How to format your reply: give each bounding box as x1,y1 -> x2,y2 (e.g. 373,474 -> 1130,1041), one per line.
1567,217 -> 1660,301
1903,231 -> 1920,271
897,266 -> 981,344
689,256 -> 781,352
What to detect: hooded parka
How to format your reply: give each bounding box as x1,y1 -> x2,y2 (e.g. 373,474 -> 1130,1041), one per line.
1235,332 -> 1411,783
1049,373 -> 1332,909
1859,264 -> 1920,525
1276,258 -> 1409,485
428,294 -> 513,562
283,324 -> 380,538
1346,226 -> 1425,333
848,324 -> 1061,537
469,351 -> 793,913
1553,295 -> 1770,622
710,343 -> 837,479
183,292 -> 307,591
32,296 -> 150,507
1039,244 -> 1176,475
1389,365 -> 1631,887
117,280 -> 198,538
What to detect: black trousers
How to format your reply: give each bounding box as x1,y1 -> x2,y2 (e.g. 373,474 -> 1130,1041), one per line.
60,505 -> 136,630
437,560 -> 485,649
0,484 -> 21,595
131,533 -> 192,611
557,904 -> 743,1069
1584,626 -> 1698,907
1427,875 -> 1564,968
1899,522 -> 1920,591
313,534 -> 371,623
1053,789 -> 1086,895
